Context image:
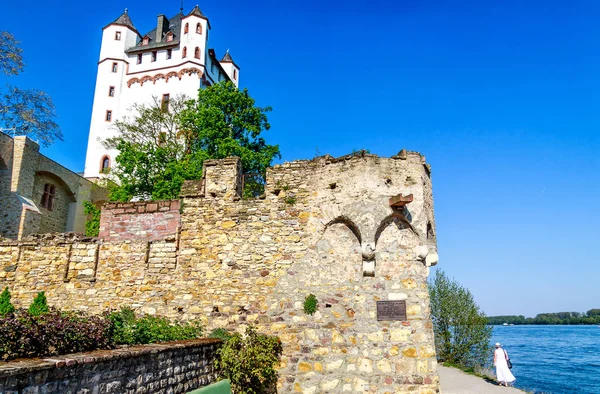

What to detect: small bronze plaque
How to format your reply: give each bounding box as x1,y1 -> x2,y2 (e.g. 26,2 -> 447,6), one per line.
376,300 -> 407,321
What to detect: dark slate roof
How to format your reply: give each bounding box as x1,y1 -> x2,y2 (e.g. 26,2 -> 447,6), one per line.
125,12 -> 184,53
105,8 -> 138,32
220,50 -> 240,69
188,5 -> 205,17
220,51 -> 234,62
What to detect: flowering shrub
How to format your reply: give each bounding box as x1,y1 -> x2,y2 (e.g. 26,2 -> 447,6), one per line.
0,308 -> 113,360
214,325 -> 282,394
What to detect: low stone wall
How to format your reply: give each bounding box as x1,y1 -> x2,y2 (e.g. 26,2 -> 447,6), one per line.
0,339 -> 221,394
99,200 -> 180,241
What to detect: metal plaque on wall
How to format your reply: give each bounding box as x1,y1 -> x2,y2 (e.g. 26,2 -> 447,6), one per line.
376,300 -> 407,321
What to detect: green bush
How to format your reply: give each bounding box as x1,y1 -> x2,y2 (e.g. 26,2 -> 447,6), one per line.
210,327 -> 232,342
28,291 -> 49,316
107,307 -> 203,345
83,201 -> 101,237
0,287 -> 15,316
303,293 -> 318,315
215,325 -> 282,394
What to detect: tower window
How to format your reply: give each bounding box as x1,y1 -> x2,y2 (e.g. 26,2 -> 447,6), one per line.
196,23 -> 202,34
108,86 -> 115,97
137,54 -> 142,64
166,32 -> 173,42
112,62 -> 118,73
194,47 -> 200,59
182,47 -> 187,58
167,49 -> 172,60
151,51 -> 157,62
105,110 -> 112,122
157,132 -> 167,146
115,31 -> 121,40
100,156 -> 111,173
233,69 -> 237,79
142,36 -> 149,46
184,23 -> 189,34
40,184 -> 56,211
161,94 -> 170,112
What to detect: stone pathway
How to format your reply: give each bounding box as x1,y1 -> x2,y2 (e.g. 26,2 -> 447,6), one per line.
438,365 -> 523,394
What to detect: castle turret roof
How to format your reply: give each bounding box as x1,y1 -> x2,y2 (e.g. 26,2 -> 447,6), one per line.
111,9 -> 136,30
188,5 -> 205,17
220,51 -> 234,62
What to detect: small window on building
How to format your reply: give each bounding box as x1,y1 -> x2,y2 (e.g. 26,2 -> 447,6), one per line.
108,86 -> 115,97
161,94 -> 170,112
137,53 -> 142,64
151,51 -> 157,62
167,49 -> 172,59
142,36 -> 149,46
40,184 -> 56,211
194,47 -> 200,59
182,47 -> 187,58
166,32 -> 174,42
112,62 -> 118,73
105,110 -> 112,122
115,31 -> 121,41
196,23 -> 202,34
100,156 -> 111,173
184,23 -> 189,34
233,69 -> 237,80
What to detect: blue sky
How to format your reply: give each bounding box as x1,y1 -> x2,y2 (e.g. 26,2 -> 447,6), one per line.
2,0 -> 598,317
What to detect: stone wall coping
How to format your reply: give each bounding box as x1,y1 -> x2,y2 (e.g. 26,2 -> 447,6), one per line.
0,338 -> 222,379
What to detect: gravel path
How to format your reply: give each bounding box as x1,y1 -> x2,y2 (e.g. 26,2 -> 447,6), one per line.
438,365 -> 523,394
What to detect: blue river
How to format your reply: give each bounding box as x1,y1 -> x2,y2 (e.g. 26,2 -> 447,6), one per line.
491,325 -> 600,394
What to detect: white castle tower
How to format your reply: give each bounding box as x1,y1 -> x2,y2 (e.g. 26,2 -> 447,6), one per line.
83,6 -> 240,179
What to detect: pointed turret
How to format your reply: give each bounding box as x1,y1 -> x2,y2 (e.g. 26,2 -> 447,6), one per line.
188,5 -> 205,17
108,8 -> 136,30
219,50 -> 240,86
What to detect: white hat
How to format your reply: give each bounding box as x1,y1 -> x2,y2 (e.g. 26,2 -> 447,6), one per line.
495,343 -> 501,347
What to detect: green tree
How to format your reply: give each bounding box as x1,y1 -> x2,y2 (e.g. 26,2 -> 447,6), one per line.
429,269 -> 492,368
105,82 -> 279,201
28,291 -> 49,316
0,287 -> 15,316
0,31 -> 62,146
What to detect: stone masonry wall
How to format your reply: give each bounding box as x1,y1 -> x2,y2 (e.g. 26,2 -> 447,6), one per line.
99,200 -> 180,241
0,152 -> 440,394
0,339 -> 221,394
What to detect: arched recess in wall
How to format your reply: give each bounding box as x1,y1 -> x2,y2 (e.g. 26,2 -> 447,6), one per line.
374,213 -> 421,277
316,216 -> 363,283
34,171 -> 77,203
323,216 -> 362,245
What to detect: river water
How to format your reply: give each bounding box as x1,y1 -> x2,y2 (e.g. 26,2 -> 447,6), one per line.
491,325 -> 600,394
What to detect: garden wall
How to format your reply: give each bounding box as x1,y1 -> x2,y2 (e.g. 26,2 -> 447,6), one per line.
0,152 -> 441,393
0,339 -> 221,394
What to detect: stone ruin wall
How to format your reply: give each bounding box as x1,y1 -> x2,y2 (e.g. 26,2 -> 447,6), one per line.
0,152 -> 440,394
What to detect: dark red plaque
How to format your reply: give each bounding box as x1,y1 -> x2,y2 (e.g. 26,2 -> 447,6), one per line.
376,300 -> 407,321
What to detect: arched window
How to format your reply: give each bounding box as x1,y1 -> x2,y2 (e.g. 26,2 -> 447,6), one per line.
100,156 -> 111,173
196,23 -> 202,34
182,47 -> 187,58
233,69 -> 237,79
194,47 -> 200,59
184,23 -> 189,34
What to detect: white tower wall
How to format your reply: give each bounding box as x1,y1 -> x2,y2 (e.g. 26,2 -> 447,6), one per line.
83,8 -> 237,180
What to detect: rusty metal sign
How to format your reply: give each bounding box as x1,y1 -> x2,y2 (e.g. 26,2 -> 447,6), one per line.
376,300 -> 407,321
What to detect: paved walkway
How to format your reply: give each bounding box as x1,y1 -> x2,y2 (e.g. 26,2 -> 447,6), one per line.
438,365 -> 523,394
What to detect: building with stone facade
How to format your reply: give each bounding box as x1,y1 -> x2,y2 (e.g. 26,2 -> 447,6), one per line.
84,6 -> 240,179
0,151 -> 441,393
0,131 -> 105,240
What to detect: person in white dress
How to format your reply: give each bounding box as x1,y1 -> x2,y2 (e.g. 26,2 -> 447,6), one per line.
494,342 -> 516,386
